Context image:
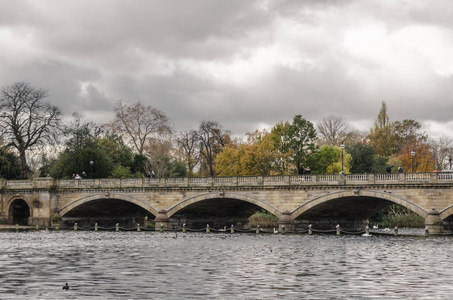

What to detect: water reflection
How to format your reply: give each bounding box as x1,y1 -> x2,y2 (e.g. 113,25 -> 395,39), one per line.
0,231 -> 453,299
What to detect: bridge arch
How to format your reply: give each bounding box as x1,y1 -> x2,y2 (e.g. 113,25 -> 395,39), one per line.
166,192 -> 281,219
58,193 -> 160,217
439,205 -> 453,221
7,196 -> 32,225
292,189 -> 429,220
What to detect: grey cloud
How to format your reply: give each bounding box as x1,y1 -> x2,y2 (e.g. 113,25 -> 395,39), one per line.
0,0 -> 453,138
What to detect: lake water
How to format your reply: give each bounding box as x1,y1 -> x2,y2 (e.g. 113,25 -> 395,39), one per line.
1,230 -> 453,299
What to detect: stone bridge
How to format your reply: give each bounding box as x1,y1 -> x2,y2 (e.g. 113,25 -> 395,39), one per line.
2,172 -> 453,233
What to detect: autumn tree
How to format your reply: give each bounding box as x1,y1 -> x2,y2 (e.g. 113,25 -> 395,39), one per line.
108,100 -> 172,156
398,141 -> 435,173
391,119 -> 426,154
216,130 -> 285,176
286,115 -> 317,174
0,82 -> 62,178
240,131 -> 278,176
215,144 -> 241,176
270,121 -> 292,174
308,145 -> 351,174
368,101 -> 394,156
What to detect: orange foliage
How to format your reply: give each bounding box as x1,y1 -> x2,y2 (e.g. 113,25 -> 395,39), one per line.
398,141 -> 435,173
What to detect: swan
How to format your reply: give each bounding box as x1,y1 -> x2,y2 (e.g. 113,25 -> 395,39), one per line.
273,228 -> 278,234
373,225 -> 379,229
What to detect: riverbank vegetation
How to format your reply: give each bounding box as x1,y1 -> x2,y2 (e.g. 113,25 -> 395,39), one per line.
249,211 -> 279,229
371,204 -> 425,228
249,204 -> 426,230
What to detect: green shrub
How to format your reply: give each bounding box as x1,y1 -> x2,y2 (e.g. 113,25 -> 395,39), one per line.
249,211 -> 278,228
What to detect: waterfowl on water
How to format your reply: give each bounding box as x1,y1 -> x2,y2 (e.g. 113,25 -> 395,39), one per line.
63,283 -> 70,290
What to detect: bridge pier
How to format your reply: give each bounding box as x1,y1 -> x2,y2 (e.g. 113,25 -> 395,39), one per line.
278,211 -> 294,232
154,210 -> 169,231
425,208 -> 443,234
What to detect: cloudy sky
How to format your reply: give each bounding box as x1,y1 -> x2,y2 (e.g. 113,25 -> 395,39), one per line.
1,0 -> 453,139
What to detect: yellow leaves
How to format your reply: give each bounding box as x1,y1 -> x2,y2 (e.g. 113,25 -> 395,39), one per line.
215,129 -> 284,176
398,142 -> 435,172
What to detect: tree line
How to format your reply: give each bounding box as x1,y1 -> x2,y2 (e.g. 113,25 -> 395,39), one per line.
0,82 -> 451,180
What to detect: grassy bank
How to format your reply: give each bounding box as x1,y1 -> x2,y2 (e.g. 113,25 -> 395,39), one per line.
377,212 -> 425,228
249,211 -> 279,228
371,204 -> 425,228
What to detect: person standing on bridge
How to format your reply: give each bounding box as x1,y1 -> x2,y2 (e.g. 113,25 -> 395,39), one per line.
386,164 -> 393,173
398,166 -> 403,173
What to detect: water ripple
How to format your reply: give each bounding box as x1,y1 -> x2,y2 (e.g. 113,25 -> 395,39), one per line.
1,231 -> 453,298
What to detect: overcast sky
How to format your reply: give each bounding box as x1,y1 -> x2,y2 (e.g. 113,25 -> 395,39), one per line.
1,0 -> 453,139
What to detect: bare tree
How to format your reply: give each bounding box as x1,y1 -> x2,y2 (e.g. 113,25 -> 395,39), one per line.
197,121 -> 230,177
108,100 -> 172,155
0,82 -> 62,179
176,130 -> 199,176
429,137 -> 452,170
316,116 -> 350,146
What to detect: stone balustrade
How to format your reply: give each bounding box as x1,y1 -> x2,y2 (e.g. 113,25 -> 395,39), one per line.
1,172 -> 453,190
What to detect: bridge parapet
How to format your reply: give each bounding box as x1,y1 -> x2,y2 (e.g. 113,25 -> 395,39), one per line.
2,172 -> 453,190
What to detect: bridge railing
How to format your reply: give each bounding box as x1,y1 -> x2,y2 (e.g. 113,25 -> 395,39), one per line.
289,175 -> 312,184
346,174 -> 368,182
1,172 -> 453,189
405,173 -> 431,181
375,173 -> 400,183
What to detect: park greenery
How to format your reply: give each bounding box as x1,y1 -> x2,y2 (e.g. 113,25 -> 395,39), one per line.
1,82 -> 448,227
0,82 -> 450,180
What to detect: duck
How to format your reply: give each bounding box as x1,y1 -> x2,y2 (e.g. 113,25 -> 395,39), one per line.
63,283 -> 70,290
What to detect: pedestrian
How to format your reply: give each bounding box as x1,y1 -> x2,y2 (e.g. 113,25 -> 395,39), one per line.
397,166 -> 403,173
72,173 -> 76,179
151,171 -> 156,178
305,167 -> 311,175
147,171 -> 151,178
81,171 -> 87,178
298,166 -> 304,175
386,163 -> 393,173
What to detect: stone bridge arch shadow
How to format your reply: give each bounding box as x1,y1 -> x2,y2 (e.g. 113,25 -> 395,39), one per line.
291,190 -> 429,231
7,196 -> 32,225
166,192 -> 281,230
438,206 -> 453,232
58,194 -> 160,228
